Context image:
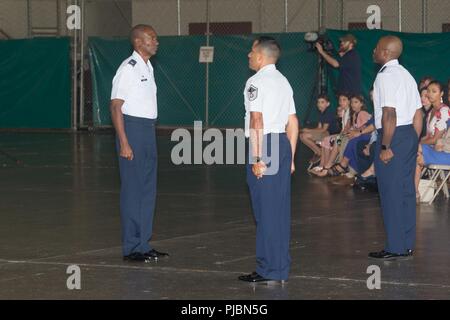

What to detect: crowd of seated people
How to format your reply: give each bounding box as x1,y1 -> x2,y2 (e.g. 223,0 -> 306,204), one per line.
309,93 -> 351,173
308,94 -> 375,183
415,80 -> 450,202
300,76 -> 450,196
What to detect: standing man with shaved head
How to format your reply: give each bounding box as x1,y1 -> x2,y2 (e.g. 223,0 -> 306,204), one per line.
110,25 -> 168,262
370,36 -> 423,260
239,36 -> 299,283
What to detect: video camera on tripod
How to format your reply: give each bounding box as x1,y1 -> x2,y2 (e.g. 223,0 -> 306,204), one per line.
304,32 -> 335,53
301,32 -> 333,127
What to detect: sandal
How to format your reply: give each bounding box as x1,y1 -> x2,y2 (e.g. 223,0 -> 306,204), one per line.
318,163 -> 348,177
308,166 -> 323,173
334,163 -> 349,175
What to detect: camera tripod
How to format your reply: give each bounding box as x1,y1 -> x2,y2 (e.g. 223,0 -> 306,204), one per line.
302,53 -> 327,127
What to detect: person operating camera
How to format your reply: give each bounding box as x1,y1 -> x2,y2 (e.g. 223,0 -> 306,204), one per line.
316,34 -> 362,96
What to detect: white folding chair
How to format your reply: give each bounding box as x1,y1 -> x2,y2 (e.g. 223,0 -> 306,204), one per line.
421,164 -> 450,204
419,120 -> 450,204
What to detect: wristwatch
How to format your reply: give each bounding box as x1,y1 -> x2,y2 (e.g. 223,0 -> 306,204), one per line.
381,145 -> 390,150
253,156 -> 262,163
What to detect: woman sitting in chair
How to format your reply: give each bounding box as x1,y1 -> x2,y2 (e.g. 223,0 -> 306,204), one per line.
415,81 -> 450,201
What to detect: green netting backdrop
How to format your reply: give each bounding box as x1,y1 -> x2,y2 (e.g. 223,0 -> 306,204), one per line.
0,38 -> 71,128
0,31 -> 448,129
88,33 -> 318,127
325,29 -> 450,112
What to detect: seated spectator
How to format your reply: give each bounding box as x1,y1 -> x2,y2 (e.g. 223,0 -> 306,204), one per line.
418,76 -> 434,91
353,88 -> 377,176
356,128 -> 378,176
320,121 -> 375,181
420,86 -> 433,138
447,79 -> 450,105
415,81 -> 450,201
300,94 -> 340,165
353,131 -> 378,191
313,95 -> 372,177
352,89 -> 378,188
339,89 -> 374,163
421,82 -> 449,146
310,93 -> 351,173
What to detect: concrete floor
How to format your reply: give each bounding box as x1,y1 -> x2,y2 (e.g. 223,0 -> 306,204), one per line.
0,131 -> 449,300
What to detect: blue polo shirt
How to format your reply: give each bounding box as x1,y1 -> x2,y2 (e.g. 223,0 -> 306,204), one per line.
319,108 -> 340,135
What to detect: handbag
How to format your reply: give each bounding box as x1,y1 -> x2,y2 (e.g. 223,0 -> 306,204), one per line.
418,179 -> 437,203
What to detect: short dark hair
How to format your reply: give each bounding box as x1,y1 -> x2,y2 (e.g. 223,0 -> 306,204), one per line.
350,94 -> 367,111
130,24 -> 154,45
317,94 -> 330,102
337,92 -> 351,100
428,81 -> 445,92
254,36 -> 281,60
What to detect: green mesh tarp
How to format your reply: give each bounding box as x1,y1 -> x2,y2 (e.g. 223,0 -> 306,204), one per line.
0,38 -> 71,128
88,33 -> 317,127
325,29 -> 450,112
89,36 -> 206,127
209,34 -> 317,127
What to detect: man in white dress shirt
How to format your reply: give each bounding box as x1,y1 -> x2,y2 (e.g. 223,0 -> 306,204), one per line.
238,36 -> 299,282
110,25 -> 168,262
369,36 -> 423,260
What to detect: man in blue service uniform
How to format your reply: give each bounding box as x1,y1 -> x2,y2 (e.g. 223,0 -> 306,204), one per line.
238,37 -> 299,282
370,36 -> 423,260
110,25 -> 168,262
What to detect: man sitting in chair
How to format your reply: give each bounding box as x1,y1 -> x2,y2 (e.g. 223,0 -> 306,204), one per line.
299,94 -> 340,167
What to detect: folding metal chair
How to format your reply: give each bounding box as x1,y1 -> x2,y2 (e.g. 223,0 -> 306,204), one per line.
419,120 -> 450,204
423,164 -> 450,204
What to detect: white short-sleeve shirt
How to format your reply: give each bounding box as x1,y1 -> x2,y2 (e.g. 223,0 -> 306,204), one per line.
373,59 -> 421,129
111,51 -> 158,119
244,64 -> 296,137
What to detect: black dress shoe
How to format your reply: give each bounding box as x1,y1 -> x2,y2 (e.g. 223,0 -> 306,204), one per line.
238,272 -> 271,282
144,249 -> 169,260
357,174 -> 376,182
123,252 -> 147,262
368,250 -> 410,260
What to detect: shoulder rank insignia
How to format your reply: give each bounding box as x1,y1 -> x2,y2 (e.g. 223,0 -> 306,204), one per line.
247,85 -> 258,101
128,59 -> 137,67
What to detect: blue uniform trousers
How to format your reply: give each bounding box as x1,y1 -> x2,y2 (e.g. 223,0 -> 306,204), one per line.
374,125 -> 418,254
116,115 -> 157,256
246,133 -> 292,281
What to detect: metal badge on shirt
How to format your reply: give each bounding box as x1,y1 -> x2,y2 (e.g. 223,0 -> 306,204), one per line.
247,85 -> 258,101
